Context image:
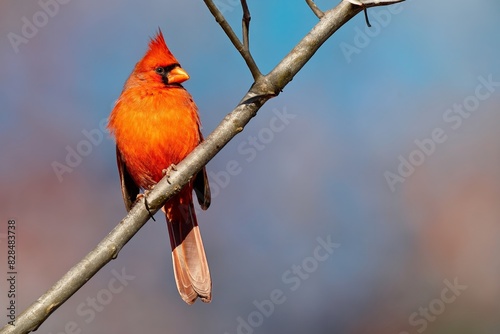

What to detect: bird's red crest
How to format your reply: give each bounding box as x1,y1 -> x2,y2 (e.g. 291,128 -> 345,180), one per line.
137,29 -> 179,71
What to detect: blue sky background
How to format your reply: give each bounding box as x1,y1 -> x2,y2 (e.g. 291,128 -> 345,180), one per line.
1,1 -> 500,333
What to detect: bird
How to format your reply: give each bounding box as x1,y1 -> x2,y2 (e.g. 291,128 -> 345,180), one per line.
107,29 -> 212,304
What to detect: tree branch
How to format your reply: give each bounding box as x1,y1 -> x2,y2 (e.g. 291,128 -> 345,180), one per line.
306,0 -> 324,19
0,0 -> 404,333
241,0 -> 251,50
346,0 -> 405,7
203,0 -> 262,80
345,0 -> 405,27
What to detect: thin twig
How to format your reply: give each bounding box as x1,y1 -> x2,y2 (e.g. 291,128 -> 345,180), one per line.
346,0 -> 407,26
345,0 -> 406,9
204,0 -> 262,80
363,6 -> 372,27
0,0 -> 405,333
241,0 -> 251,51
306,0 -> 324,18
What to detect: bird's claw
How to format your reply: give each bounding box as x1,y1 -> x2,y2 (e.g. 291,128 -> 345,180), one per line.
162,164 -> 178,184
137,190 -> 156,222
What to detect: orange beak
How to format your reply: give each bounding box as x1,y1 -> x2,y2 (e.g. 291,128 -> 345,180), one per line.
167,67 -> 190,84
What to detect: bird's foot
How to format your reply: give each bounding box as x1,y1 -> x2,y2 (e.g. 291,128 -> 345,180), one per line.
162,163 -> 178,184
136,189 -> 156,222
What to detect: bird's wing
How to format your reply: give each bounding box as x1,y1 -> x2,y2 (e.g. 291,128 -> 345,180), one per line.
116,145 -> 140,212
193,132 -> 211,210
193,167 -> 211,210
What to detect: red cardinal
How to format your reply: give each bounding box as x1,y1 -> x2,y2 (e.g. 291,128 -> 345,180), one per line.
108,29 -> 211,304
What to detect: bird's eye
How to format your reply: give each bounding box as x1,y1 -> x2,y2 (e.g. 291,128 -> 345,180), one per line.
155,67 -> 165,75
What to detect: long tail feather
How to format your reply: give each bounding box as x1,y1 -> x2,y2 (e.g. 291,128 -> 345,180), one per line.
165,191 -> 211,304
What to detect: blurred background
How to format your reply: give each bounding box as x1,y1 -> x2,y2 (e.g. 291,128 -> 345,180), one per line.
1,0 -> 500,333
